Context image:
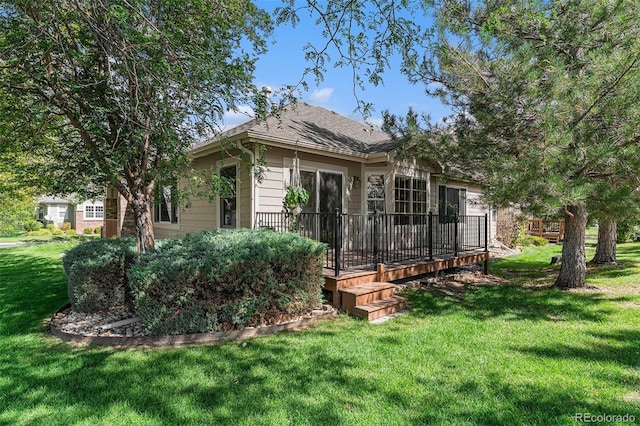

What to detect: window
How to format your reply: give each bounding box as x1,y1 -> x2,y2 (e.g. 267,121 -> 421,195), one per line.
85,204 -> 104,220
394,176 -> 410,214
220,165 -> 237,228
58,206 -> 67,220
154,185 -> 178,224
412,179 -> 428,214
438,185 -> 467,217
367,174 -> 385,213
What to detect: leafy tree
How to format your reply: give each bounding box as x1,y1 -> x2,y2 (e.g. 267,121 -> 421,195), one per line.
0,153 -> 37,236
0,0 -> 272,252
382,0 -> 640,288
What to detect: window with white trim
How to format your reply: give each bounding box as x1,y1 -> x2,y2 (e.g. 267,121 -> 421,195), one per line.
85,205 -> 104,220
366,174 -> 385,213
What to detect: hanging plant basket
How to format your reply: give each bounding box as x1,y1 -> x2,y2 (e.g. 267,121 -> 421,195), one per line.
283,185 -> 309,213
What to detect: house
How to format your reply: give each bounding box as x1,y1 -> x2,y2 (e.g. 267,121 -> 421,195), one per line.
105,103 -> 496,317
143,102 -> 496,238
37,195 -> 104,233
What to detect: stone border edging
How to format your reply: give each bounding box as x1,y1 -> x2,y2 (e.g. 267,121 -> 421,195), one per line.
48,305 -> 337,348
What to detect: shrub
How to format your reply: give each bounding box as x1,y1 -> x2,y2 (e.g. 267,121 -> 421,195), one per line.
64,229 -> 77,235
514,234 -> 549,247
63,238 -> 137,313
94,226 -> 102,235
45,223 -> 56,231
26,229 -> 51,236
51,228 -> 64,235
23,219 -> 44,232
59,222 -> 71,231
82,227 -> 95,234
128,229 -> 325,335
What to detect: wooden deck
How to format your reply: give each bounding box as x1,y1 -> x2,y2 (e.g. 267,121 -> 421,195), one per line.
323,251 -> 489,311
527,219 -> 565,243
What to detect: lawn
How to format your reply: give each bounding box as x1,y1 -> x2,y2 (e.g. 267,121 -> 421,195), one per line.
0,233 -> 99,244
1,241 -> 639,425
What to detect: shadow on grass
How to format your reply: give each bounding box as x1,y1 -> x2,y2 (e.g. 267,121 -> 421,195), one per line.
3,328 -> 638,425
404,283 -> 617,323
512,328 -> 640,369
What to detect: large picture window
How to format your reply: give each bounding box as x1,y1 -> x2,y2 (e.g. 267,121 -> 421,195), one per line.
220,165 -> 237,228
154,184 -> 178,224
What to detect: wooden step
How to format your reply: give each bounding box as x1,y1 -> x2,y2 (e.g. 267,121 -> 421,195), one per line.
352,295 -> 407,321
340,282 -> 396,313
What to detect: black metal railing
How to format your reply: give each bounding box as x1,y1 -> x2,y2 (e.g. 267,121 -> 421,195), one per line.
255,211 -> 488,277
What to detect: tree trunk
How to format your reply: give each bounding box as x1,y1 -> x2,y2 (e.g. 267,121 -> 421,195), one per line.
590,218 -> 617,265
554,205 -> 588,289
129,192 -> 155,254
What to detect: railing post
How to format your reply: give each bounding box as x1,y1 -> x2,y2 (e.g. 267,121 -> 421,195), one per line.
334,208 -> 341,277
373,209 -> 379,265
484,213 -> 489,275
454,213 -> 459,257
428,212 -> 433,261
484,213 -> 489,253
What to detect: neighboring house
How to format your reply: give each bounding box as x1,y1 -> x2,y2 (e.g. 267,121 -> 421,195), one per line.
105,102 -> 497,241
37,195 -> 103,233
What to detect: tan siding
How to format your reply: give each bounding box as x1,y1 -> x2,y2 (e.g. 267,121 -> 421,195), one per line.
259,146 -> 364,214
239,165 -> 251,228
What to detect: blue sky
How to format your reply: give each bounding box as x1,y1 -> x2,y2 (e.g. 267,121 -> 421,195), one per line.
222,1 -> 450,129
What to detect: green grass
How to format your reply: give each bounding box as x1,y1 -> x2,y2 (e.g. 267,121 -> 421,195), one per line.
1,242 -> 639,425
0,234 -> 99,244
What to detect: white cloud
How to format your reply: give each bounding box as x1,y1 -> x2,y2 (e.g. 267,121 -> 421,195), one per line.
222,105 -> 254,130
307,88 -> 334,104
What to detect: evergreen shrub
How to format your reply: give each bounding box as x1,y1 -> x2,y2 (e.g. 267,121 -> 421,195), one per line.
63,238 -> 137,313
128,229 -> 325,335
23,219 -> 43,232
26,229 -> 51,236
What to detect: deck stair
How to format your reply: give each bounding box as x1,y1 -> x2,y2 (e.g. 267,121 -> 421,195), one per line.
339,282 -> 406,321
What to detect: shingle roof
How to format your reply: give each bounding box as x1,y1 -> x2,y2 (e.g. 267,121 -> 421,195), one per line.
192,103 -> 395,154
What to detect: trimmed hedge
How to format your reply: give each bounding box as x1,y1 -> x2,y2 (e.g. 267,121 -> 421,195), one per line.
128,229 -> 326,336
63,238 -> 137,313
